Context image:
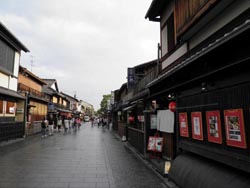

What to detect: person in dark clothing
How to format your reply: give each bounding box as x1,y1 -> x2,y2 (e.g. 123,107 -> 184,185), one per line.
48,114 -> 54,136
41,118 -> 47,138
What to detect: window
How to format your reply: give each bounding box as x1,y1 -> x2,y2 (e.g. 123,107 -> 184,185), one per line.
52,96 -> 58,103
0,40 -> 15,74
6,101 -> 16,114
0,100 -> 17,117
161,13 -> 175,56
167,14 -> 175,52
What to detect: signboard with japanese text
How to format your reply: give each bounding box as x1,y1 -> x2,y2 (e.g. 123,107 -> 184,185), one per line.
191,112 -> 203,140
179,112 -> 189,137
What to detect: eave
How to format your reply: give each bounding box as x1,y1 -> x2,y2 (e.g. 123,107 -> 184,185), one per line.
145,0 -> 167,22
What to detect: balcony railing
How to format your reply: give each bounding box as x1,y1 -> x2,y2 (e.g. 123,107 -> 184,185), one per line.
18,83 -> 50,101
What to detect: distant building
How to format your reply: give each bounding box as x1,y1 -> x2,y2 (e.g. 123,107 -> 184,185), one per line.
60,92 -> 81,117
42,79 -> 71,119
79,100 -> 94,117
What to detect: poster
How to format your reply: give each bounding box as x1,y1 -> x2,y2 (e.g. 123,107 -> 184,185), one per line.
179,112 -> 189,137
206,111 -> 222,144
191,112 -> 203,140
147,136 -> 163,152
224,109 -> 246,148
147,136 -> 156,151
150,114 -> 157,129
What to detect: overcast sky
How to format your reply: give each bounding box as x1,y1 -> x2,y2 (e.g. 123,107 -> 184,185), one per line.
0,0 -> 159,110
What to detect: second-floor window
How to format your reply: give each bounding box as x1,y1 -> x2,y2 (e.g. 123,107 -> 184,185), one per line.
0,40 -> 15,74
52,96 -> 58,104
161,13 -> 175,56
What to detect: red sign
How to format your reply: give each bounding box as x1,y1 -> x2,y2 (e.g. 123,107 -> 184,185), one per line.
206,111 -> 222,144
224,109 -> 246,148
179,112 -> 189,137
191,112 -> 203,140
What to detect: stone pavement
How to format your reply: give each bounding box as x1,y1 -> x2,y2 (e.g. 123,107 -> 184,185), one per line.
0,123 -> 168,188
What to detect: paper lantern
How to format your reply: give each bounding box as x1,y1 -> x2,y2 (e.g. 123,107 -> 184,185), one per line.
128,116 -> 134,122
169,101 -> 176,112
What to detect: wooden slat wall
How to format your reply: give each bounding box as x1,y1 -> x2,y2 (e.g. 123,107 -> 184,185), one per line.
175,0 -> 218,37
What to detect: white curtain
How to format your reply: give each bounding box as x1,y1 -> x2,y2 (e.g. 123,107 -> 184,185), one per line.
157,110 -> 174,133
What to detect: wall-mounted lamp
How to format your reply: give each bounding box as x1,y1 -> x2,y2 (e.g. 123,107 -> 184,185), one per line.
201,82 -> 207,92
167,93 -> 176,100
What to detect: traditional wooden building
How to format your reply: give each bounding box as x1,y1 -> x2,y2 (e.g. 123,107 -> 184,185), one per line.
0,22 -> 29,142
42,79 -> 71,120
60,92 -> 80,117
112,60 -> 158,152
18,66 -> 49,135
146,0 -> 250,187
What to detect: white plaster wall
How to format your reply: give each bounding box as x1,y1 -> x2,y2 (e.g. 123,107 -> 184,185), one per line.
162,43 -> 187,70
13,52 -> 20,77
0,72 -> 9,88
51,83 -> 57,91
9,77 -> 18,91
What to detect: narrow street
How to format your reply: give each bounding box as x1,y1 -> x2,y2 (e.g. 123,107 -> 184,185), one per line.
0,122 -> 167,188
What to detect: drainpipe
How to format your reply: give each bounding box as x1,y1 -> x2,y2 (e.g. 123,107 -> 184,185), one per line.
23,91 -> 29,138
157,43 -> 161,76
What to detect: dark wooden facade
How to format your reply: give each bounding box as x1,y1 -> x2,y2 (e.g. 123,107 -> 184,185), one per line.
146,0 -> 250,185
175,0 -> 219,37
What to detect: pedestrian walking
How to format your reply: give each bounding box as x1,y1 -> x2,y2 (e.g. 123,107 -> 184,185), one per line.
97,118 -> 100,127
48,114 -> 54,136
57,116 -> 62,132
90,117 -> 94,127
76,118 -> 81,130
64,117 -> 69,133
41,118 -> 47,138
70,117 -> 75,132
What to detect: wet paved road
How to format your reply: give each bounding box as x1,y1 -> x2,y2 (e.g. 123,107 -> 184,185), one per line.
0,123 -> 167,188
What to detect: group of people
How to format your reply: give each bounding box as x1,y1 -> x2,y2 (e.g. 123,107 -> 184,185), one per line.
91,117 -> 108,127
41,114 -> 82,138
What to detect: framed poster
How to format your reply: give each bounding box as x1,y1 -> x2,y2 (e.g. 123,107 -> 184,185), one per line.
191,112 -> 203,140
147,136 -> 156,151
179,112 -> 189,137
206,111 -> 222,144
224,109 -> 246,148
147,136 -> 163,152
